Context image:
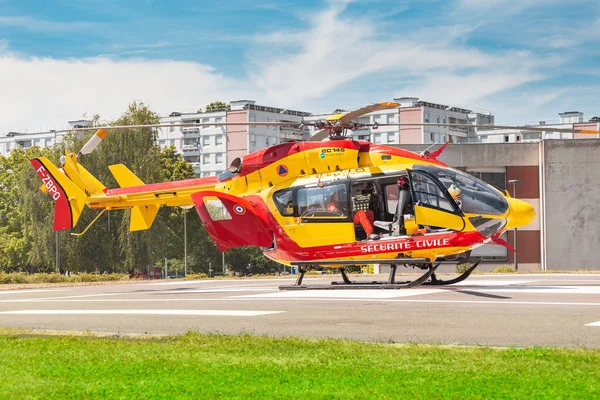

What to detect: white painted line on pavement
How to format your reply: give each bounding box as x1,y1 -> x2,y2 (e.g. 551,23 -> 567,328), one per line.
154,278 -> 294,285
585,321 -> 600,327
0,289 -> 66,295
162,288 -> 277,294
452,280 -> 534,286
239,289 -> 442,299
1,298 -> 600,306
470,286 -> 600,295
0,309 -> 283,316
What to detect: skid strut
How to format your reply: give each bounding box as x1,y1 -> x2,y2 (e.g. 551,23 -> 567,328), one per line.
279,258 -> 439,290
423,258 -> 481,286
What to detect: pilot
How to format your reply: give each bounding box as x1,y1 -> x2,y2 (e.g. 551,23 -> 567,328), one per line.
326,192 -> 340,213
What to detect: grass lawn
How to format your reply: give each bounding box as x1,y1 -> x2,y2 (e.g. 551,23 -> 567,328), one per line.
0,331 -> 598,399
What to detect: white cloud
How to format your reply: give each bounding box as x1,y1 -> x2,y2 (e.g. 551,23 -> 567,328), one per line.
247,1 -> 543,111
0,16 -> 94,32
0,55 -> 246,133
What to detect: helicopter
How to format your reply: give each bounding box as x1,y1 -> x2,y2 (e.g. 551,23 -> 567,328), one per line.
30,102 -> 599,289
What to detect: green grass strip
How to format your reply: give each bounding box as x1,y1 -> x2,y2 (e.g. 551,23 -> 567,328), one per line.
0,332 -> 598,399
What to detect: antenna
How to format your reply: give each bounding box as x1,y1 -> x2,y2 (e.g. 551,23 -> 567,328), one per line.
419,141 -> 439,156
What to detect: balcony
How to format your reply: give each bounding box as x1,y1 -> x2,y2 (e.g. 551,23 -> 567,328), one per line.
182,144 -> 200,152
448,126 -> 468,136
182,126 -> 200,133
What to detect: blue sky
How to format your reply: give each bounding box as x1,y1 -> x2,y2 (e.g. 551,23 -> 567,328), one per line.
0,0 -> 598,133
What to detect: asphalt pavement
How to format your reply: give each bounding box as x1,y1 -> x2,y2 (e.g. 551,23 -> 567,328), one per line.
0,273 -> 599,348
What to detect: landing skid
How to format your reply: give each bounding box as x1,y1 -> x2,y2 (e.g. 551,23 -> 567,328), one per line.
279,259 -> 440,290
422,258 -> 481,286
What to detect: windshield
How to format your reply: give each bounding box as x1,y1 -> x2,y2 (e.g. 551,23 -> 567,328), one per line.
414,165 -> 509,216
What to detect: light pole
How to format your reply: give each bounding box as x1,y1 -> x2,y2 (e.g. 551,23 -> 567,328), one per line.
508,179 -> 523,271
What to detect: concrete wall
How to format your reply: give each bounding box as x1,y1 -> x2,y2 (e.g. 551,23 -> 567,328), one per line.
398,143 -> 540,167
542,140 -> 600,270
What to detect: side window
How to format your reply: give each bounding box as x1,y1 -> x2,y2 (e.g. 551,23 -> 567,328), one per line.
297,184 -> 348,219
204,198 -> 232,221
273,189 -> 294,216
411,172 -> 456,213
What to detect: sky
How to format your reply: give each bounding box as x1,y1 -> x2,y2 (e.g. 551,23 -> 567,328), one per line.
0,0 -> 598,134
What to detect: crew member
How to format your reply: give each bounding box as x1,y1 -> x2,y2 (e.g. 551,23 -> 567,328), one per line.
448,183 -> 462,209
328,190 -> 379,240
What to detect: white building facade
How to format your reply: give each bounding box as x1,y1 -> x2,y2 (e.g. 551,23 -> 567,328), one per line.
477,111 -> 600,143
0,120 -> 92,158
158,101 -> 309,177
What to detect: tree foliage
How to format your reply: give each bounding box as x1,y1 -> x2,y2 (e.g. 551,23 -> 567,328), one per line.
204,101 -> 231,112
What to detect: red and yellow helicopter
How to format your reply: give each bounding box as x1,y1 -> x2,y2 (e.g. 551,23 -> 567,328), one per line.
30,102 -> 599,289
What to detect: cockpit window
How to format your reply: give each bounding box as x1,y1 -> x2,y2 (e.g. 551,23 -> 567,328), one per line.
414,165 -> 509,215
411,172 -> 457,213
297,183 -> 349,219
273,189 -> 294,216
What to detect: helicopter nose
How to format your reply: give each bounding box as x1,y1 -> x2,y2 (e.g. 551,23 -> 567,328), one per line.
505,198 -> 535,229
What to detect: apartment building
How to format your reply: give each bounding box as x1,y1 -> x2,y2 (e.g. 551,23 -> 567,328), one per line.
478,111 -> 600,143
158,100 -> 309,177
0,120 -> 93,157
304,97 -> 494,145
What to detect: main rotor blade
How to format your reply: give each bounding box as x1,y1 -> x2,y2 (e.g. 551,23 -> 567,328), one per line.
13,121 -> 303,135
335,102 -> 400,125
306,129 -> 329,142
378,122 -> 600,134
78,129 -> 108,156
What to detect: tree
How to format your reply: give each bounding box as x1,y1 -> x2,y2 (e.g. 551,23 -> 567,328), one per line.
204,101 -> 230,112
225,246 -> 281,276
0,146 -> 58,272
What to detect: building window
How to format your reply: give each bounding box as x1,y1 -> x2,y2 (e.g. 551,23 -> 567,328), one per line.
203,155 -> 210,165
373,134 -> 381,144
215,135 -> 223,146
202,136 -> 210,146
216,153 -> 223,164
504,135 -> 509,143
516,136 -> 521,142
265,136 -> 270,146
430,133 -> 435,142
425,113 -> 430,123
387,133 -> 395,143
250,134 -> 256,146
170,123 -> 175,132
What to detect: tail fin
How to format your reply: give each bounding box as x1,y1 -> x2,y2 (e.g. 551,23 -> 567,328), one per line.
30,157 -> 87,230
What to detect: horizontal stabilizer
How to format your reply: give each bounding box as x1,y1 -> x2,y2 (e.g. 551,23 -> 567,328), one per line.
108,164 -> 145,188
30,157 -> 87,230
130,205 -> 159,231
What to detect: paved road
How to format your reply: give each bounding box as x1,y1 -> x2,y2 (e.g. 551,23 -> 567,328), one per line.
1,274 -> 599,348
